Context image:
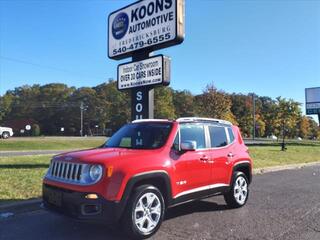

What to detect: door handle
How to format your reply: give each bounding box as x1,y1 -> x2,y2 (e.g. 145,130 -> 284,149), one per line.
200,155 -> 209,162
227,153 -> 234,158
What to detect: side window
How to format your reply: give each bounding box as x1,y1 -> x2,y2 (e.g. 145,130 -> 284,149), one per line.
119,137 -> 131,147
209,126 -> 228,148
180,124 -> 206,149
227,127 -> 235,143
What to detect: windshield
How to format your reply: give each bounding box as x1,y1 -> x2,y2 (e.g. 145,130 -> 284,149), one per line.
104,122 -> 172,149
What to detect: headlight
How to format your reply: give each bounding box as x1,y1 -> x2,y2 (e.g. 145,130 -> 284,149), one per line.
89,165 -> 103,182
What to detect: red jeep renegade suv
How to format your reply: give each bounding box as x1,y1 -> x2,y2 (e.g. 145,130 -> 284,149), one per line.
43,117 -> 252,239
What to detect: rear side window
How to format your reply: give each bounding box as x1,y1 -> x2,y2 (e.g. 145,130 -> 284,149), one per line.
180,124 -> 206,149
227,127 -> 235,143
209,126 -> 228,148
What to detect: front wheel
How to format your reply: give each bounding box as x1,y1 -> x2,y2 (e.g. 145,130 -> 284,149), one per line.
2,132 -> 10,139
224,172 -> 249,208
121,185 -> 165,239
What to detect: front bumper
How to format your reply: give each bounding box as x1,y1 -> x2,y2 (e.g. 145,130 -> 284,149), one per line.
42,183 -> 122,224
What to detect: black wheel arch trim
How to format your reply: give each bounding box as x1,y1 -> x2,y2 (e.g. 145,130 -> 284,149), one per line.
232,161 -> 252,184
116,170 -> 172,220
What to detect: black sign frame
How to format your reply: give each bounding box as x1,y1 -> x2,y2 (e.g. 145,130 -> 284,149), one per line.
117,54 -> 171,91
305,87 -> 320,115
108,0 -> 185,60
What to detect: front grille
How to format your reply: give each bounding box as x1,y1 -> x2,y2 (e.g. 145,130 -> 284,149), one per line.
47,161 -> 85,184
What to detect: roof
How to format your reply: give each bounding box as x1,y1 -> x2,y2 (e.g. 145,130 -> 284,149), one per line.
176,117 -> 232,125
132,117 -> 232,126
131,119 -> 171,123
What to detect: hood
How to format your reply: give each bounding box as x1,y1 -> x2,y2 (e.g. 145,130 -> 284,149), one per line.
53,147 -> 162,164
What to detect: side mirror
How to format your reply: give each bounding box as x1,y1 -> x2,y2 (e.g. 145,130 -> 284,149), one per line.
180,141 -> 197,151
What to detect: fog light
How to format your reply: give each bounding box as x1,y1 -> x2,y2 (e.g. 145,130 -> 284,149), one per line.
85,193 -> 98,199
81,204 -> 101,215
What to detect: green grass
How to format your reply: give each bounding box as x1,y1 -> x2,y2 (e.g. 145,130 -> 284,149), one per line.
0,137 -> 106,151
0,145 -> 320,205
0,155 -> 51,205
250,145 -> 320,168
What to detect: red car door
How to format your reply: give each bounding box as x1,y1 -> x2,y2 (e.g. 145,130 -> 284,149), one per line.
207,125 -> 232,185
171,123 -> 212,198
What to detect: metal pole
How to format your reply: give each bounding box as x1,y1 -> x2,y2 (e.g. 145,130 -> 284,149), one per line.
80,102 -> 83,137
281,120 -> 286,151
252,94 -> 256,140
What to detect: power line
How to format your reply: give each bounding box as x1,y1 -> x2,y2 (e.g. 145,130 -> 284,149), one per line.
0,55 -> 107,80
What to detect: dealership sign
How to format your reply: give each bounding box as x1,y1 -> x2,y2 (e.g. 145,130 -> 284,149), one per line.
108,0 -> 185,120
117,55 -> 170,90
108,0 -> 185,60
306,87 -> 320,115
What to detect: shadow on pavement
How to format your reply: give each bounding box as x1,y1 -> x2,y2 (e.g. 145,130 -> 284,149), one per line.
0,199 -> 229,240
37,200 -> 229,240
165,199 -> 229,220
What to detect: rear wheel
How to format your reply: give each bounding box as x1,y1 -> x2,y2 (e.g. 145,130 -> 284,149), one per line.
122,185 -> 165,239
224,171 -> 249,208
2,132 -> 10,139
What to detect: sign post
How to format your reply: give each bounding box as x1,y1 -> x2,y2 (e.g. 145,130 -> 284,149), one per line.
108,0 -> 185,121
130,50 -> 155,120
131,86 -> 154,120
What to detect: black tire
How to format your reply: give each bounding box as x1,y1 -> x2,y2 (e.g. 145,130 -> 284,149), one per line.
224,171 -> 249,208
121,185 -> 165,239
2,132 -> 10,139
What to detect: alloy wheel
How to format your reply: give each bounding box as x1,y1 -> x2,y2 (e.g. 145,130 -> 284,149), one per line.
134,192 -> 162,234
3,132 -> 9,139
233,176 -> 248,205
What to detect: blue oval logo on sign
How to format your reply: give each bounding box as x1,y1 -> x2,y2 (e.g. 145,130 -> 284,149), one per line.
112,12 -> 129,40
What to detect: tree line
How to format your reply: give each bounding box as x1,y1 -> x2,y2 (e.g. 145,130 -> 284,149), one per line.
0,81 -> 319,139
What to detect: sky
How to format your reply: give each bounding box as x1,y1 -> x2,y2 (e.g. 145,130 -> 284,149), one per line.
0,0 -> 319,120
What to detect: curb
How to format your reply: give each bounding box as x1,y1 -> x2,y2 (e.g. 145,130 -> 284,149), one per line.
0,150 -> 75,153
253,161 -> 320,175
1,162 -> 319,215
0,198 -> 42,216
0,150 -> 74,157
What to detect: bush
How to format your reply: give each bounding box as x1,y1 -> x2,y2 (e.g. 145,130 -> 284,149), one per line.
32,124 -> 41,136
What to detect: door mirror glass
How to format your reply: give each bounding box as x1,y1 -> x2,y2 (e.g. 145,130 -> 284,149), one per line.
180,141 -> 197,151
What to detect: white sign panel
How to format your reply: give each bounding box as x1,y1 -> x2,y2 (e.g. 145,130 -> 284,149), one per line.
306,87 -> 320,114
108,0 -> 185,60
118,55 -> 170,90
306,87 -> 320,103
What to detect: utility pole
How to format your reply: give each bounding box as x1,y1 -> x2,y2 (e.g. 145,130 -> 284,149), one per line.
252,94 -> 256,140
80,102 -> 84,137
281,120 -> 287,151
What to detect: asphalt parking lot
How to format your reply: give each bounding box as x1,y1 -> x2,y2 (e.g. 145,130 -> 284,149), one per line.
1,165 -> 320,240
